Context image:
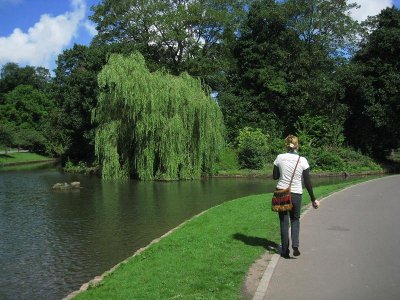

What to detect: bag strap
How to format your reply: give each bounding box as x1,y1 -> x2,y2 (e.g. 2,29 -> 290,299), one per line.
289,156 -> 301,188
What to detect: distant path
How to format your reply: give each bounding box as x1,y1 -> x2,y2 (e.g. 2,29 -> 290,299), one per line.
0,150 -> 29,154
264,175 -> 400,300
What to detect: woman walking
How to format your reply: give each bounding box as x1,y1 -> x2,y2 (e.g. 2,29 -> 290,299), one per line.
273,135 -> 319,258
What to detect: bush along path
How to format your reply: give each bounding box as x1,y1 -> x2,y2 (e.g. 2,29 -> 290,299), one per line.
67,176 -> 379,300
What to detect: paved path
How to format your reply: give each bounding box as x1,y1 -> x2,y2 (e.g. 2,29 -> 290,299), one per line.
260,175 -> 400,300
0,150 -> 28,154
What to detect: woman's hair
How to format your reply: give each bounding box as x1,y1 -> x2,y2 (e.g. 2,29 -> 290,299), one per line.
284,134 -> 299,151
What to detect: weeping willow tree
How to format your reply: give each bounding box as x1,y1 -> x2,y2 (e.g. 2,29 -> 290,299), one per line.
93,52 -> 225,180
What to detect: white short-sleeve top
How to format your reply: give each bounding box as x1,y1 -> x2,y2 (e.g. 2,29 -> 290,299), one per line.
273,153 -> 310,194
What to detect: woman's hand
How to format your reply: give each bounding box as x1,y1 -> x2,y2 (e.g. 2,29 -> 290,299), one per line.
312,200 -> 319,209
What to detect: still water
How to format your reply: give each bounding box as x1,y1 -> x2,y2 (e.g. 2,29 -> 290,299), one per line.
0,163 -> 351,299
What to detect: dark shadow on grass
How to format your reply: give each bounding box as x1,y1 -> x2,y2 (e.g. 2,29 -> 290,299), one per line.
233,233 -> 280,253
0,154 -> 14,158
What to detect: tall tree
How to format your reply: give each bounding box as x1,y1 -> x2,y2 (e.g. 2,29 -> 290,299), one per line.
284,0 -> 360,56
94,52 -> 225,180
343,7 -> 400,157
218,0 -> 359,141
90,0 -> 246,90
52,44 -> 109,162
0,85 -> 54,152
219,0 -> 292,139
0,63 -> 51,102
0,123 -> 14,151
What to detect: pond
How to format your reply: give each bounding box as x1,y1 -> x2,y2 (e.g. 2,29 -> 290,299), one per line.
0,163 -> 355,299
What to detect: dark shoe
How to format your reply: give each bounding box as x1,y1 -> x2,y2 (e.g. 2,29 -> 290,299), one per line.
293,247 -> 300,257
281,250 -> 290,259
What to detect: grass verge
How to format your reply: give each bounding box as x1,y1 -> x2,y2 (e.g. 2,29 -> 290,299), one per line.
0,152 -> 52,166
73,176 -> 380,300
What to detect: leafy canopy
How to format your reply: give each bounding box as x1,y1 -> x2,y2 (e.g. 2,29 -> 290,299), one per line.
218,0 -> 360,142
94,52 -> 225,180
343,7 -> 400,157
90,0 -> 246,90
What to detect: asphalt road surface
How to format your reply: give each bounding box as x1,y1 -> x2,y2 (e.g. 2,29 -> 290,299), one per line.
265,175 -> 400,300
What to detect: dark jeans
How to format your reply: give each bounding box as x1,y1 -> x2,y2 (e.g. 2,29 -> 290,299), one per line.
278,193 -> 302,255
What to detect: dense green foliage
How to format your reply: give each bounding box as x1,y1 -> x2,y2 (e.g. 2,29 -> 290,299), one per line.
51,44 -> 109,161
90,0 -> 245,90
94,52 -> 225,180
237,127 -> 269,169
1,1 -> 399,178
218,0 -> 358,140
0,63 -> 50,102
0,124 -> 13,150
213,146 -> 241,173
343,7 -> 400,158
0,64 -> 55,153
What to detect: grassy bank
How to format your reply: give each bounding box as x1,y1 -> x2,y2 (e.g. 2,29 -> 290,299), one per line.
0,152 -> 53,166
72,176 -> 378,299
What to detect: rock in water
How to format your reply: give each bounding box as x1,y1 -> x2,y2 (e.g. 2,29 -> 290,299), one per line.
52,182 -> 81,190
52,183 -> 63,189
70,182 -> 81,188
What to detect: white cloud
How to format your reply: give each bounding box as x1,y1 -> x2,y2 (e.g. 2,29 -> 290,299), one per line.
0,0 -> 86,68
351,0 -> 394,22
83,20 -> 97,36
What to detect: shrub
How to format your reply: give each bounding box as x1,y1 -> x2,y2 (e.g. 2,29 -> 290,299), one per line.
301,146 -> 382,173
237,127 -> 269,169
313,148 -> 345,171
64,160 -> 100,175
337,147 -> 382,172
213,146 -> 240,173
295,114 -> 345,149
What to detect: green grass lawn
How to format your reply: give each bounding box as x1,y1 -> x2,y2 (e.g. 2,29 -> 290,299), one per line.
74,176 -> 378,300
0,152 -> 51,165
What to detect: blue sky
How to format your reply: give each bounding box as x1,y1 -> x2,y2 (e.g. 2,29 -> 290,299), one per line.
0,0 -> 400,72
1,0 -> 98,43
0,0 -> 100,71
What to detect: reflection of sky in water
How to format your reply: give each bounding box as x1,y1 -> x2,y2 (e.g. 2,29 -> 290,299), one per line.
0,166 -> 352,299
